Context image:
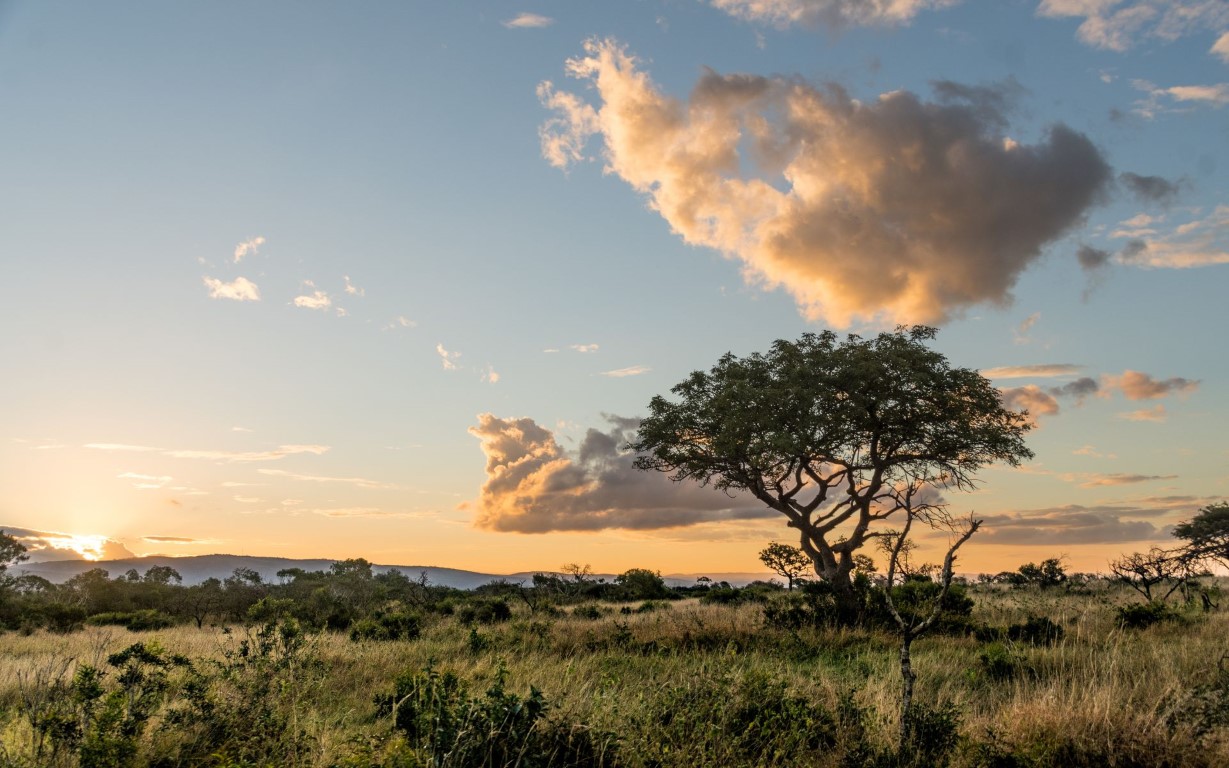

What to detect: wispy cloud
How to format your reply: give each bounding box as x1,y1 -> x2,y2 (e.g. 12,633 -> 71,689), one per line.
343,275 -> 364,296
1111,206 -> 1229,269
142,535 -> 208,544
502,12 -> 555,28
118,472 -> 173,489
88,443 -> 327,463
383,316 -> 416,331
982,364 -> 1083,379
1037,0 -> 1229,54
600,365 -> 651,378
483,365 -> 500,384
256,468 -> 398,490
1013,312 -> 1041,344
1059,472 -> 1178,488
437,344 -> 461,370
233,236 -> 265,263
570,343 -> 599,353
203,276 -> 260,302
708,0 -> 956,29
540,40 -> 1109,326
1073,445 -> 1116,459
1117,404 -> 1167,422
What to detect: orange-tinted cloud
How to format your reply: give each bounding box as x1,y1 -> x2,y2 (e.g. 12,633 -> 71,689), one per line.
540,40 -> 1110,326
466,414 -> 770,533
1102,370 -> 1198,400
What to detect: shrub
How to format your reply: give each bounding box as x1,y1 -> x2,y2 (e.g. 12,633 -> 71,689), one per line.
1006,615 -> 1065,645
85,610 -> 175,632
457,598 -> 513,625
349,611 -> 421,642
378,663 -> 618,766
977,642 -> 1025,682
1117,601 -> 1174,629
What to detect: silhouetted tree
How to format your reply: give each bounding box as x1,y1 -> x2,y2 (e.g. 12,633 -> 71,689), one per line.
758,542 -> 811,591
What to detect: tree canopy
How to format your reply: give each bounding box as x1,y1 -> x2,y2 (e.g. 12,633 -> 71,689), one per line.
632,326 -> 1033,592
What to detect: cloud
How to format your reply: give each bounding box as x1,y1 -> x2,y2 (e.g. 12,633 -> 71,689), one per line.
1048,377 -> 1098,402
1077,244 -> 1112,272
708,0 -> 958,28
1165,83 -> 1229,106
570,344 -> 599,353
118,472 -> 173,489
1102,370 -> 1198,400
203,276 -> 260,302
1110,206 -> 1229,268
256,468 -> 398,490
163,444 -> 329,462
1059,472 -> 1178,488
982,364 -> 1083,379
600,365 -> 651,378
978,505 -> 1167,545
466,414 -> 772,533
999,386 -> 1060,422
1013,312 -> 1041,344
1214,31 -> 1229,63
233,236 -> 265,263
1037,1 -> 1229,53
1073,444 -> 1116,458
437,344 -> 461,371
483,365 -> 501,384
540,40 -> 1110,327
1119,172 -> 1181,206
293,290 -> 332,311
85,443 -> 160,452
142,536 -> 201,544
2,527 -> 136,562
502,12 -> 555,28
1117,404 -> 1167,422
383,316 -> 416,330
343,276 -> 364,296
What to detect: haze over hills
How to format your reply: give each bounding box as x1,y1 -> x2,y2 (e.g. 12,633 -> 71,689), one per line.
15,554 -> 771,589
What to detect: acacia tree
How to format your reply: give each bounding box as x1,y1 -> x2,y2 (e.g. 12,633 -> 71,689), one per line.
759,542 -> 811,591
1174,502 -> 1229,570
632,327 -> 1032,611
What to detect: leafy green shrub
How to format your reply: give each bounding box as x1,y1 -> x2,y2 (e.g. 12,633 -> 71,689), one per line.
1117,601 -> 1174,629
572,604 -> 604,620
467,627 -> 491,654
378,663 -> 618,766
349,611 -> 421,642
85,609 -> 175,632
700,586 -> 745,604
899,702 -> 962,767
977,642 -> 1025,682
1006,615 -> 1064,645
457,598 -> 512,625
162,617 -> 322,765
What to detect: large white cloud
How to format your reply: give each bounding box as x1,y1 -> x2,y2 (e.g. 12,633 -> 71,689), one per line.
540,40 -> 1110,326
465,414 -> 771,533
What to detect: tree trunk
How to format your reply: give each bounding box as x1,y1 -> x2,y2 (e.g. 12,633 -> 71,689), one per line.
898,631 -> 916,753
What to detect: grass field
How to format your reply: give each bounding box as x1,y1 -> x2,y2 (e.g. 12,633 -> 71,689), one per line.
1,582 -> 1226,767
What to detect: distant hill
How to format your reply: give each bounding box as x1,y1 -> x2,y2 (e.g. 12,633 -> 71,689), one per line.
16,554 -> 773,589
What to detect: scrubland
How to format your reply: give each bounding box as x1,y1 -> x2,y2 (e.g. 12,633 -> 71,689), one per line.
1,580 -> 1226,768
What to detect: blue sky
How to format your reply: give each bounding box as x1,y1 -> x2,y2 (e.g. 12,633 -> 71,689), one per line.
1,0 -> 1226,574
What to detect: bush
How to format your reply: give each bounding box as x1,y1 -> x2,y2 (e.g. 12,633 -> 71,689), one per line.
457,598 -> 513,625
379,663 -> 618,766
1006,615 -> 1065,645
349,611 -> 421,642
1117,601 -> 1174,630
85,610 -> 175,632
977,642 -> 1025,682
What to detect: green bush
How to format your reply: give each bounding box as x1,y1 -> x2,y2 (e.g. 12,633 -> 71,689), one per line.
977,642 -> 1025,682
85,609 -> 175,632
349,611 -> 421,642
1116,601 -> 1173,629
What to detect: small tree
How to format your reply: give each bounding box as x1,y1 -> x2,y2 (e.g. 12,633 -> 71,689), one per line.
1109,547 -> 1191,603
879,490 -> 979,753
632,327 -> 1032,615
1015,558 -> 1067,588
758,542 -> 811,591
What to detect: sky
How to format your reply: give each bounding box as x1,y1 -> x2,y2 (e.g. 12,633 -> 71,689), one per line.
1,0 -> 1226,577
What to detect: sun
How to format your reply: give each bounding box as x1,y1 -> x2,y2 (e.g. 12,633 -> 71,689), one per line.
43,533 -> 111,561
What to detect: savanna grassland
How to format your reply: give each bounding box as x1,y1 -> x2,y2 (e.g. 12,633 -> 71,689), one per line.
1,577 -> 1226,768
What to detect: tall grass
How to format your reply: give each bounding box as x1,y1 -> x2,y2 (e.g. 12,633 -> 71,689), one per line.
0,584 -> 1225,766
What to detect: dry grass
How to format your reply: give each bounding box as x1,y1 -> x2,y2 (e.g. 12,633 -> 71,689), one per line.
1,586 -> 1226,766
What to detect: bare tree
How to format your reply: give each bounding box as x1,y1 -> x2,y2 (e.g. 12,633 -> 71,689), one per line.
879,485 -> 979,752
1109,547 -> 1192,603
